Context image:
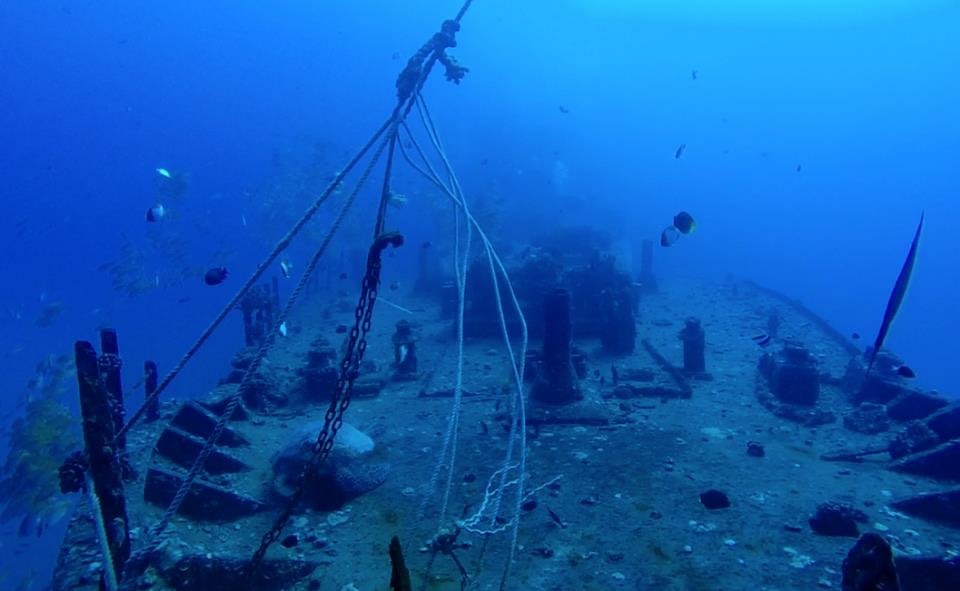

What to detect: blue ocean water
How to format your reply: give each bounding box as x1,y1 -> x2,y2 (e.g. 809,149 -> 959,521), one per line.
1,1 -> 958,588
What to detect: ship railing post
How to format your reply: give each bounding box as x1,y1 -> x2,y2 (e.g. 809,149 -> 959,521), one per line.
144,360 -> 160,421
75,340 -> 131,584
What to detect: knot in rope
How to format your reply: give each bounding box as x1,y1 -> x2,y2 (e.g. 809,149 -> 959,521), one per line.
427,525 -> 471,587
430,526 -> 463,555
58,451 -> 88,494
396,19 -> 467,103
435,19 -> 461,49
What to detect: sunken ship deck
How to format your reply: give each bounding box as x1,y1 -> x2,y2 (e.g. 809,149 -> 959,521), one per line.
51,271 -> 960,591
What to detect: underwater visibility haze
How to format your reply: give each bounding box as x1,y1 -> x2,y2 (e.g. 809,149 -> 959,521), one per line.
1,1 -> 959,589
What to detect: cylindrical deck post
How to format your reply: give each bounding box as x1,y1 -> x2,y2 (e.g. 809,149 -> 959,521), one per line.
270,276 -> 280,325
144,360 -> 160,421
440,281 -> 458,320
241,306 -> 256,347
99,329 -> 125,453
638,238 -> 657,292
532,288 -> 580,405
679,317 -> 706,374
392,320 -> 418,379
414,241 -> 442,296
600,286 -> 636,354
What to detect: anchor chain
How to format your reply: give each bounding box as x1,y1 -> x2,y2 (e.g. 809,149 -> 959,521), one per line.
246,231 -> 403,575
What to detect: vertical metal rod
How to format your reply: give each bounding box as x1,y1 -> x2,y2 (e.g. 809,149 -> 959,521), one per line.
75,340 -> 130,582
99,329 -> 125,453
144,360 -> 159,422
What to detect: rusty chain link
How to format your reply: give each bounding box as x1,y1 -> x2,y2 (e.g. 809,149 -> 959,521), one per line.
246,232 -> 403,577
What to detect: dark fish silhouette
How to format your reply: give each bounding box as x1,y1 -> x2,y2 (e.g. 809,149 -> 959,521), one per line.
673,211 -> 696,234
752,333 -> 772,348
35,302 -> 65,328
558,105 -> 570,114
851,332 -> 860,340
675,144 -> 686,159
867,213 -> 924,373
896,365 -> 916,379
203,267 -> 229,286
145,204 -> 165,222
691,70 -> 698,80
546,507 -> 566,528
17,515 -> 32,537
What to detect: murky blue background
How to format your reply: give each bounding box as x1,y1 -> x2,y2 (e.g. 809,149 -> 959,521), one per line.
1,1 -> 957,587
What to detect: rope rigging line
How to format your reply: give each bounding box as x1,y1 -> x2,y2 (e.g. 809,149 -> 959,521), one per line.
242,1 -> 479,569
115,0 -> 476,447
398,92 -> 535,590
86,473 -> 120,591
120,136 -> 395,585
408,131 -> 460,521
246,231 -> 403,579
454,0 -> 475,23
113,115 -> 394,446
417,139 -> 472,526
243,120 -> 410,576
107,0 -> 480,585
399,96 -> 473,530
375,132 -> 400,238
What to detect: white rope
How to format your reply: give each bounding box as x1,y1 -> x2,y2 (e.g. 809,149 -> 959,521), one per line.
414,116 -> 474,524
86,473 -> 120,591
459,467 -> 561,536
404,94 -> 531,577
378,296 -> 414,314
440,200 -> 471,521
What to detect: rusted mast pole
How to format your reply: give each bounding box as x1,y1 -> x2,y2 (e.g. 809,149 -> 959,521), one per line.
99,329 -> 125,451
76,340 -> 131,583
